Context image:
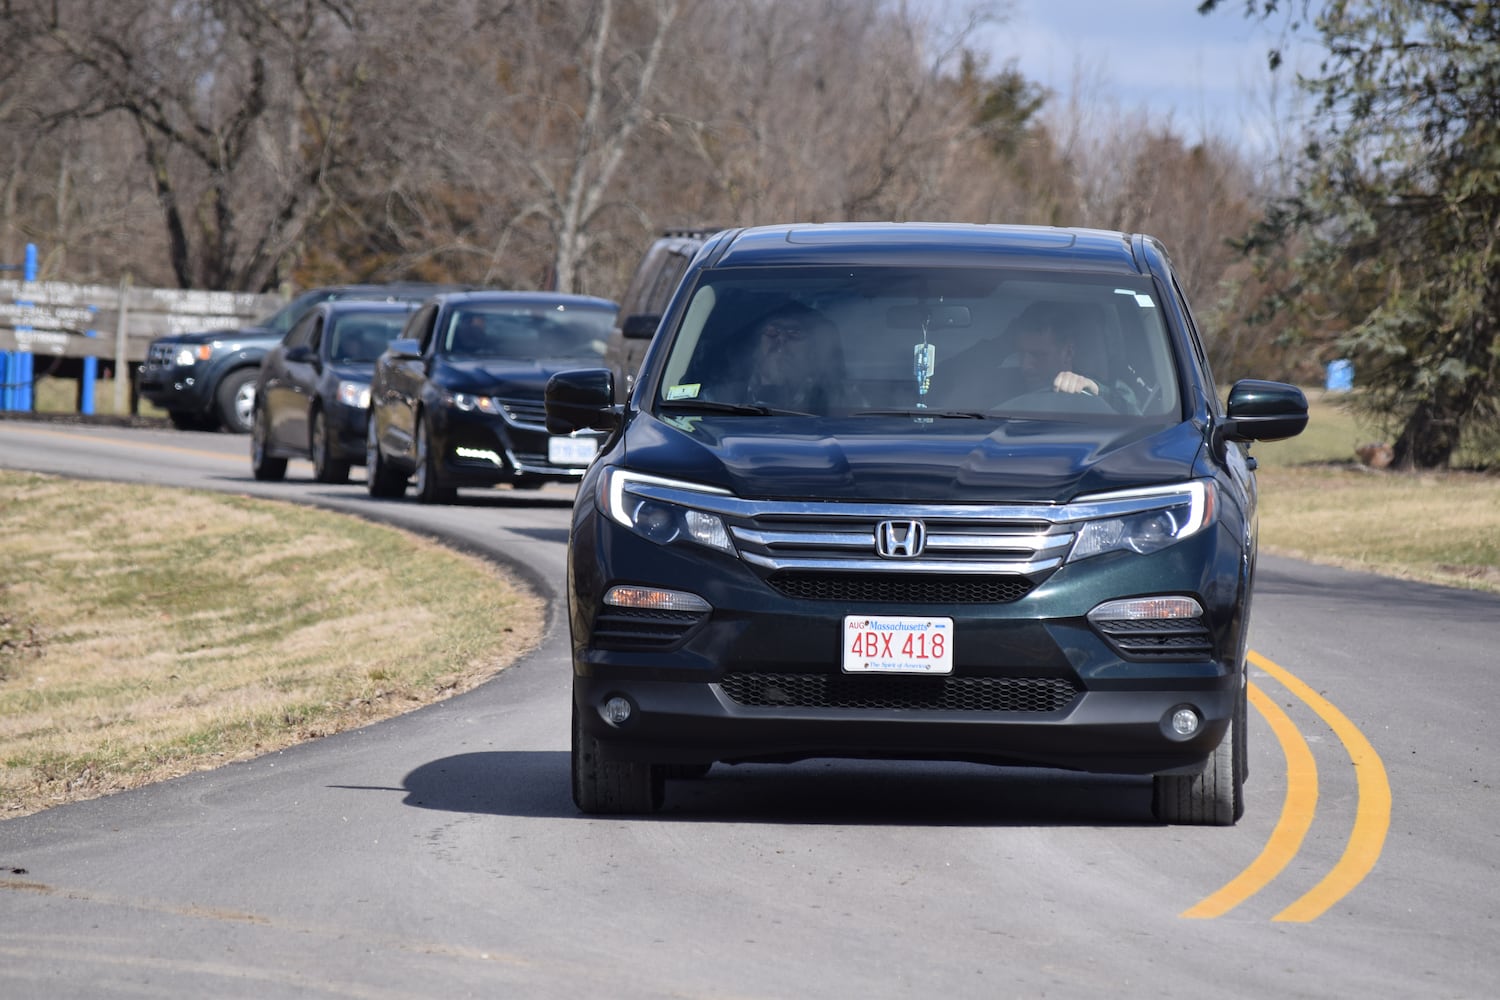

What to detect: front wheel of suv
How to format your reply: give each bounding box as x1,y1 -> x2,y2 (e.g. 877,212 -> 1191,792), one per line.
216,368 -> 258,434
1152,691 -> 1244,826
571,701 -> 664,815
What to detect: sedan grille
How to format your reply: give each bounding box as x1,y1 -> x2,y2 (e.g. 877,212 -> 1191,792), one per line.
497,397 -> 547,430
1090,616 -> 1214,660
718,672 -> 1081,713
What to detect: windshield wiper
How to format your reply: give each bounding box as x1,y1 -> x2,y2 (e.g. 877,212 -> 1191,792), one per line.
658,399 -> 786,416
852,407 -> 989,419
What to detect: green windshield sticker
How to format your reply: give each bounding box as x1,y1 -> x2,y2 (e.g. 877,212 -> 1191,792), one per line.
665,383 -> 701,400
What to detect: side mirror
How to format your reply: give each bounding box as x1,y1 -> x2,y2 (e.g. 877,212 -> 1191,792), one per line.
1222,379 -> 1309,443
546,368 -> 620,434
386,337 -> 422,360
621,314 -> 661,339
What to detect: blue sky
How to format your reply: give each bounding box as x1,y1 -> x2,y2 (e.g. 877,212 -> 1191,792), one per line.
977,0 -> 1319,158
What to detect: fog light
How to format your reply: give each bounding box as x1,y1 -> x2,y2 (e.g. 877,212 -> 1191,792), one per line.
1171,707 -> 1201,737
602,696 -> 633,726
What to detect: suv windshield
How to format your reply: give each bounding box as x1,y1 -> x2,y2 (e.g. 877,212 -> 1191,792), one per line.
654,267 -> 1181,421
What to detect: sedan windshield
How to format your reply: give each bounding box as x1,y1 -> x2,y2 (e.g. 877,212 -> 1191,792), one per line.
654,267 -> 1182,422
442,305 -> 613,360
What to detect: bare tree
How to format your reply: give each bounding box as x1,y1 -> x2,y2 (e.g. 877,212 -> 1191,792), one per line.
1,0 -> 372,291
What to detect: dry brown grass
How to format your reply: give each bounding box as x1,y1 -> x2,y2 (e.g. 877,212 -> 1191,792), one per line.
1257,464 -> 1500,593
0,470 -> 543,818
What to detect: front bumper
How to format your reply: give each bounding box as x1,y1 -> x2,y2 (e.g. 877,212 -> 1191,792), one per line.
138,364 -> 211,412
569,504 -> 1248,776
432,405 -> 600,486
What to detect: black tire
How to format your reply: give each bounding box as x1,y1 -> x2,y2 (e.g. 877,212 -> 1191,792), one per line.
412,416 -> 456,504
1235,675 -> 1249,785
571,700 -> 663,815
215,368 -> 258,433
1152,700 -> 1244,826
365,414 -> 406,498
249,405 -> 287,481
311,410 -> 350,484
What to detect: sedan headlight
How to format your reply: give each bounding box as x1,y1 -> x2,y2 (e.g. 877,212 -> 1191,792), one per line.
598,467 -> 736,555
442,391 -> 503,415
1068,480 -> 1217,562
336,381 -> 370,409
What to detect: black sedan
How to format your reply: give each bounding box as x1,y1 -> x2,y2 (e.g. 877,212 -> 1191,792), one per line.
251,300 -> 418,482
366,291 -> 618,503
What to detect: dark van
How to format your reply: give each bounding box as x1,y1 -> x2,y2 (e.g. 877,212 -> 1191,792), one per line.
602,228 -> 715,403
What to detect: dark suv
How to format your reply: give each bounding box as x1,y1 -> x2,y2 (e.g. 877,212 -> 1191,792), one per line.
545,222 -> 1308,824
602,228 -> 715,403
139,283 -> 462,432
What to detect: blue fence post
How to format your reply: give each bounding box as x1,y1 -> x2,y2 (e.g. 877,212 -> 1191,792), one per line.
81,329 -> 99,415
3,242 -> 41,412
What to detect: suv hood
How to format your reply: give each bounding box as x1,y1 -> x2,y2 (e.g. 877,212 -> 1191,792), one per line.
625,413 -> 1206,503
156,326 -> 275,345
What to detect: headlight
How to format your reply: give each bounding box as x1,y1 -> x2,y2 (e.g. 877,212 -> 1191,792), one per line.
598,467 -> 736,555
173,345 -> 214,366
443,391 -> 502,414
1068,480 -> 1217,562
335,381 -> 370,409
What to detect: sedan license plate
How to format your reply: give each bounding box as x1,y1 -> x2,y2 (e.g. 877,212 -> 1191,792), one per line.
843,615 -> 953,675
548,435 -> 598,466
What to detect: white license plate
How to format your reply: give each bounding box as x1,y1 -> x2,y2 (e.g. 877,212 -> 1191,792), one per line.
548,435 -> 598,466
842,615 -> 954,675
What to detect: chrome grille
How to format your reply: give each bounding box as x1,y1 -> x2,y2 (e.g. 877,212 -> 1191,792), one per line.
729,512 -> 1074,579
498,397 -> 547,429
143,342 -> 177,371
718,672 -> 1081,712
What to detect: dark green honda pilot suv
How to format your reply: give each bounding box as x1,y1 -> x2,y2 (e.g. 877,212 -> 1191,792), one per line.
544,222 -> 1307,824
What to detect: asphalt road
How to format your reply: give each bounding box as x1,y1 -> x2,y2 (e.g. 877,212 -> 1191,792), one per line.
1,418 -> 1496,999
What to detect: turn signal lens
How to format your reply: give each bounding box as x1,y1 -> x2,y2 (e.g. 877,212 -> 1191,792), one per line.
1088,596 -> 1204,622
604,586 -> 711,613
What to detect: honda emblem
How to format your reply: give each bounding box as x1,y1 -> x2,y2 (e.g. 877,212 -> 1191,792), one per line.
875,520 -> 926,558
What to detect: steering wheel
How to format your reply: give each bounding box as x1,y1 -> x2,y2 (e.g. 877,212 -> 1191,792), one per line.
998,388 -> 1117,414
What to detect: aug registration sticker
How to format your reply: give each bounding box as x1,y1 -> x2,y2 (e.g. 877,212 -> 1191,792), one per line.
842,615 -> 954,675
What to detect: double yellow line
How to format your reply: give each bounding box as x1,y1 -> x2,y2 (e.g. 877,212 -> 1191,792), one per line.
1183,651 -> 1391,921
